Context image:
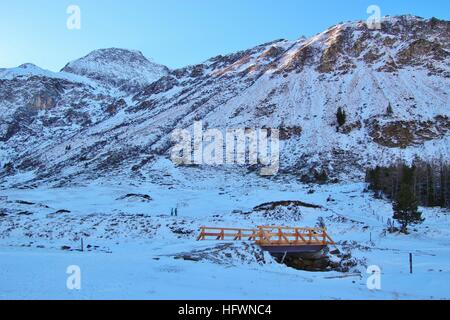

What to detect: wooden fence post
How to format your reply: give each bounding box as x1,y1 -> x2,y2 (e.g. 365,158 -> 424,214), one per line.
409,253 -> 413,274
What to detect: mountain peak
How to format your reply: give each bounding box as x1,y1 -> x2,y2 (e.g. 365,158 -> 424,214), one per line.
0,63 -> 54,80
62,48 -> 169,92
18,63 -> 40,69
71,48 -> 149,63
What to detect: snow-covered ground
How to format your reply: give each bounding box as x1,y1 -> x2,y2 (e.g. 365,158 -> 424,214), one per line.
1,165 -> 449,300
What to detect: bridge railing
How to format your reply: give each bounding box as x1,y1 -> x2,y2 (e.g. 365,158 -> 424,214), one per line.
197,226 -> 335,246
196,227 -> 258,241
255,226 -> 335,246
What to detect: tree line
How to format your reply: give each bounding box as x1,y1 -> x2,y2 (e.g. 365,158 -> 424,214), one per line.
366,161 -> 450,233
366,161 -> 450,209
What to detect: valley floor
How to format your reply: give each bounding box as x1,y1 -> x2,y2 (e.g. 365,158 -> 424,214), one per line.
1,166 -> 449,300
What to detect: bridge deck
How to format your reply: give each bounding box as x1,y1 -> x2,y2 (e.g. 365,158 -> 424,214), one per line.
197,226 -> 335,253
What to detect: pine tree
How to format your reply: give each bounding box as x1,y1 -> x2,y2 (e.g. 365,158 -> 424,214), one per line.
336,107 -> 346,128
427,164 -> 435,207
393,165 -> 424,233
367,166 -> 382,198
439,165 -> 446,208
386,103 -> 394,116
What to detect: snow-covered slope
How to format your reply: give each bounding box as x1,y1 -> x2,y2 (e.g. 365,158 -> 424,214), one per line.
1,171 -> 450,299
1,15 -> 450,300
61,48 -> 169,93
0,63 -> 95,86
0,62 -> 120,176
0,15 -> 449,186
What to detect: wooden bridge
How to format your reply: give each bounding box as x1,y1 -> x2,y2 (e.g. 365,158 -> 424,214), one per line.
197,226 -> 335,254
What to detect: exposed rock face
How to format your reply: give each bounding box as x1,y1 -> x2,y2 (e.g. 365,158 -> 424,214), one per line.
279,15 -> 450,76
281,44 -> 317,73
260,45 -> 285,59
32,94 -> 57,110
279,126 -> 303,140
368,116 -> 450,148
318,26 -> 350,73
0,76 -> 94,142
0,15 -> 449,185
398,39 -> 448,64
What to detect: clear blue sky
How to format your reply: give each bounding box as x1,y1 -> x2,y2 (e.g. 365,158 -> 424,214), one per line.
1,0 -> 448,71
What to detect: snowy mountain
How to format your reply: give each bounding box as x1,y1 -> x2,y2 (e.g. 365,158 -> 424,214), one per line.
0,15 -> 449,186
0,63 -> 96,85
1,14 -> 450,301
0,62 -> 118,176
61,48 -> 170,93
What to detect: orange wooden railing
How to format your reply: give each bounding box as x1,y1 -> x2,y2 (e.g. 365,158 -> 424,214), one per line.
197,226 -> 335,246
196,227 -> 258,241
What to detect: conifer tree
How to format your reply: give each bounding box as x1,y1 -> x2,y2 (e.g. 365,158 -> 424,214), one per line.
393,165 -> 424,233
386,103 -> 394,116
439,165 -> 446,208
336,107 -> 346,128
367,166 -> 382,198
427,164 -> 435,207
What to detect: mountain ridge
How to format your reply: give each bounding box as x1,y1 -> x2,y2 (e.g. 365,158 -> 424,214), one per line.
0,15 -> 449,186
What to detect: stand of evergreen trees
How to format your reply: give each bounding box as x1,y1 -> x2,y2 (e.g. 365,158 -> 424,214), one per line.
366,160 -> 450,209
367,161 -> 450,233
336,107 -> 347,129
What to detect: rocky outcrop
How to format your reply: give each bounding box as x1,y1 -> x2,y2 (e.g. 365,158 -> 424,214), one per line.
368,116 -> 450,148
32,94 -> 57,110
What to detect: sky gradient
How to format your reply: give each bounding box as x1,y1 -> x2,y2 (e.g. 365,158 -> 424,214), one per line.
1,0 -> 449,71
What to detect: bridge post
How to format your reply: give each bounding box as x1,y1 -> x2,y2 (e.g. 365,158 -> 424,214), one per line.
278,227 -> 283,244
281,251 -> 288,264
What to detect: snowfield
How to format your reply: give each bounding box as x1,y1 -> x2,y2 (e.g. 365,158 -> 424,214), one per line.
1,165 -> 449,300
